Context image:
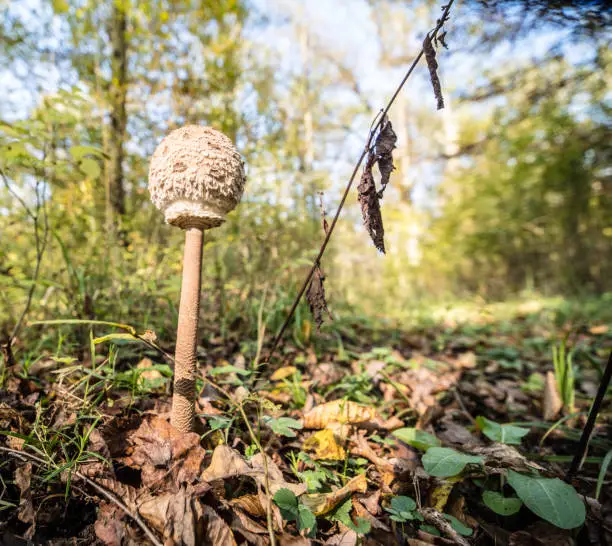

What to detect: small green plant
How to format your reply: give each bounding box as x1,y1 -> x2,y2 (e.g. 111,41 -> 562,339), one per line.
384,495 -> 422,522
475,417 -> 530,445
273,488 -> 317,537
552,340 -> 576,413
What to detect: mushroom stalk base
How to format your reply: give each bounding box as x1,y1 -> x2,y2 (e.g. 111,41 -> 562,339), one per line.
170,227 -> 204,433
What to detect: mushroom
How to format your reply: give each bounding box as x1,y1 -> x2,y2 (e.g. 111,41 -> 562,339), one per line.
148,125 -> 246,432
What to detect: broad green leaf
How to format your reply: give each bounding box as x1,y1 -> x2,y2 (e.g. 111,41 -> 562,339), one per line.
80,158 -> 101,179
476,416 -> 529,445
297,504 -> 317,537
420,524 -> 441,536
444,514 -> 473,536
482,490 -> 522,516
273,488 -> 298,520
507,470 -> 585,529
422,448 -> 483,478
392,427 -> 441,451
264,416 -> 303,438
69,145 -> 105,160
390,495 -> 417,514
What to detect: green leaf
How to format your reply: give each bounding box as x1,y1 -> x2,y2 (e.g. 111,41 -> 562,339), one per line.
596,450 -> 612,500
507,470 -> 585,529
209,365 -> 251,376
482,490 -> 523,516
443,514 -> 473,536
79,158 -> 101,179
273,488 -> 299,521
390,495 -> 417,514
264,417 -> 303,438
392,427 -> 441,451
93,333 -> 138,345
475,416 -> 529,445
422,448 -> 483,478
69,145 -> 105,160
297,505 -> 317,537
420,524 -> 441,536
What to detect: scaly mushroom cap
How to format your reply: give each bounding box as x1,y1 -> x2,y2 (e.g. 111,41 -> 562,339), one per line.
148,125 -> 246,229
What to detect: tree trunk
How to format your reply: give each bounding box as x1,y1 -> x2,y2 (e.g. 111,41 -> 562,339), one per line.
107,0 -> 128,220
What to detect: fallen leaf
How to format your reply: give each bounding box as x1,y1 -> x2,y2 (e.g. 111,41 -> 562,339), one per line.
325,530 -> 358,545
589,325 -> 608,335
303,429 -> 346,460
201,504 -> 237,546
94,501 -> 126,546
138,487 -> 204,546
543,371 -> 563,421
271,366 -> 299,381
302,474 -> 367,515
230,494 -> 267,517
201,444 -> 251,482
15,463 -> 35,537
303,400 -> 379,429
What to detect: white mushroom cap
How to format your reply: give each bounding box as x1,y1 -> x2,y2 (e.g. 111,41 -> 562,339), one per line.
148,125 -> 246,229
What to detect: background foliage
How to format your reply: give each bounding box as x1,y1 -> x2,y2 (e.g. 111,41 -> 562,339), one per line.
1,0 -> 610,351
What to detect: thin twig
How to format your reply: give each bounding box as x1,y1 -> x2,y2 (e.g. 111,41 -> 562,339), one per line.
264,0 -> 455,363
566,349 -> 612,482
0,162 -> 50,365
0,445 -> 163,546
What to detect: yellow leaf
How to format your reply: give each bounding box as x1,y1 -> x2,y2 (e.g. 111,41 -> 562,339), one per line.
590,325 -> 608,335
303,400 -> 378,429
270,366 -> 298,381
301,474 -> 367,515
303,429 -> 346,461
428,475 -> 461,511
302,319 -> 312,342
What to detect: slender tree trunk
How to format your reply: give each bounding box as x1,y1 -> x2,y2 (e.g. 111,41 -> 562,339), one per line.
107,0 -> 128,219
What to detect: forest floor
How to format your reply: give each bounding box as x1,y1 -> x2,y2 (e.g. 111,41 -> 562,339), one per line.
0,297 -> 611,545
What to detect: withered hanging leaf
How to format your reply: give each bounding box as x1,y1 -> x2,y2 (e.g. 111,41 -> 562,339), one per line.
437,30 -> 449,49
357,161 -> 385,253
307,264 -> 332,330
423,34 -> 444,110
375,117 -> 397,193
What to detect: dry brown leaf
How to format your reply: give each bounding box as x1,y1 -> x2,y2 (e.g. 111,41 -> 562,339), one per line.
589,324 -> 608,335
230,494 -> 267,517
325,530 -> 358,545
201,444 -> 251,482
470,444 -> 545,474
15,462 -> 35,537
123,415 -> 205,488
230,510 -> 269,546
94,501 -> 126,546
303,429 -> 346,461
138,487 -> 204,546
358,160 -> 385,253
201,504 -> 237,546
350,433 -> 393,472
543,371 -> 563,420
374,117 -> 397,192
303,400 -> 378,429
301,474 -> 367,515
307,264 -> 332,330
250,452 -> 307,497
423,34 -> 444,110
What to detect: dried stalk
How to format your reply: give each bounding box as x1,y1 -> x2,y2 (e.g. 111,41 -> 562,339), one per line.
264,0 -> 455,363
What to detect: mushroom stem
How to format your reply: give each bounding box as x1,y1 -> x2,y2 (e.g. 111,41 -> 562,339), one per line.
170,226 -> 204,433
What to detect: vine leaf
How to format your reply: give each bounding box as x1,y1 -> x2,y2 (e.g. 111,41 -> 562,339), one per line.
375,117 -> 397,194
307,264 -> 331,330
358,159 -> 385,253
423,34 -> 444,110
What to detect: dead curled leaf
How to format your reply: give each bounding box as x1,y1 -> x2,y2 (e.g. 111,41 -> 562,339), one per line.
374,117 -> 397,192
303,400 -> 379,429
301,473 -> 367,515
358,159 -> 385,253
423,34 -> 444,110
122,416 -> 205,488
307,264 -> 332,330
15,462 -> 35,536
543,370 -> 563,421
